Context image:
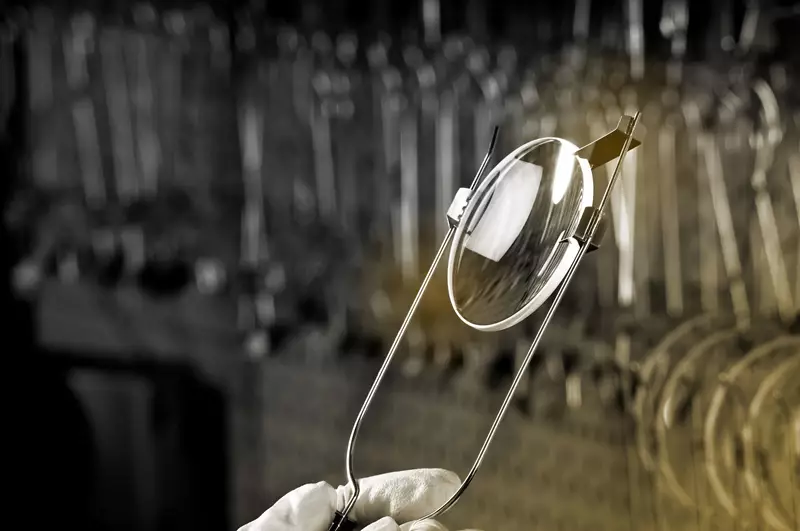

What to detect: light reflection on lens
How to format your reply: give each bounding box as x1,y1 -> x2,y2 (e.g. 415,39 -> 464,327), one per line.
448,137 -> 593,331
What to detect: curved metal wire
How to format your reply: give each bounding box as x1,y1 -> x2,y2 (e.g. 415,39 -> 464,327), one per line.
742,355 -> 800,531
704,335 -> 799,519
332,127 -> 500,531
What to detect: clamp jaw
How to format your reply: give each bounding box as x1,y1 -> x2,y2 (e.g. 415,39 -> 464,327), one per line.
571,115 -> 644,252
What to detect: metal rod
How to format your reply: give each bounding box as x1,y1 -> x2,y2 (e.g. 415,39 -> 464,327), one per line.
625,0 -> 645,81
436,91 -> 456,240
573,0 -> 592,48
702,131 -> 751,326
399,110 -> 420,282
64,17 -> 105,210
658,123 -> 684,316
334,228 -> 455,529
422,0 -> 441,46
311,86 -> 338,220
100,27 -> 139,203
468,126 -> 500,191
335,127 -> 499,528
684,103 -> 721,314
751,80 -> 794,322
127,25 -> 160,198
789,149 -> 800,306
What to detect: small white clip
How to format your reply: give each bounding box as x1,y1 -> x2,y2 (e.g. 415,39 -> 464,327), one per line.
446,187 -> 472,228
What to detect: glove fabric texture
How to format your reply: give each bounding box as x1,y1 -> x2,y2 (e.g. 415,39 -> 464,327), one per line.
237,468 -> 482,531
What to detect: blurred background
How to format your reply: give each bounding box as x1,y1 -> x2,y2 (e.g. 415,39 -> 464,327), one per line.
2,0 -> 799,530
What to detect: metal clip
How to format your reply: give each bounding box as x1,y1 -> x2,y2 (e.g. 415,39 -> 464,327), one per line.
576,115 -> 643,170
569,207 -> 607,252
446,187 -> 471,228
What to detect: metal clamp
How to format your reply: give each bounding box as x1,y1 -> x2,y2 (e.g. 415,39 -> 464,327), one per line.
571,207 -> 608,252
576,115 -> 643,170
446,187 -> 471,229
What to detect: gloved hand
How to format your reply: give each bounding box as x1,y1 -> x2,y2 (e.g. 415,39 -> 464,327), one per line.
237,468 -> 482,531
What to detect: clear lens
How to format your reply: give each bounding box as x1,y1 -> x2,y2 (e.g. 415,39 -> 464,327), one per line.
448,137 -> 592,331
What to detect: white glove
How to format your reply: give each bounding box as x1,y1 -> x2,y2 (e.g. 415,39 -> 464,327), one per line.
237,468 -> 483,531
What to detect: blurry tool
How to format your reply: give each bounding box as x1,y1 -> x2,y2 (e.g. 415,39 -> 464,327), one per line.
675,27 -> 800,521
128,5 -> 161,201
631,77 -> 696,480
157,10 -> 186,210
237,78 -> 274,360
703,335 -> 800,529
660,0 -> 689,86
332,32 -> 361,237
624,0 -> 645,82
272,26 -> 317,230
294,39 -> 351,353
397,87 -> 424,376
13,8 -> 60,295
183,7 -> 232,296
466,46 -> 493,175
65,12 -> 123,288
652,79 -> 797,522
571,0 -> 592,66
367,34 -> 401,250
342,37 -> 393,344
633,89 -> 736,508
422,0 -> 441,47
656,104 -> 686,320
791,141 -> 800,306
397,46 -> 425,285
430,68 -> 460,376
359,35 -> 401,340
651,97 -> 754,514
328,116 -> 643,531
124,7 -> 162,284
310,32 -> 338,221
135,9 -> 200,297
748,79 -> 794,322
700,109 -> 750,323
331,32 -> 385,358
741,352 -> 800,530
158,7 -> 220,298
99,23 -> 147,289
722,0 -> 795,321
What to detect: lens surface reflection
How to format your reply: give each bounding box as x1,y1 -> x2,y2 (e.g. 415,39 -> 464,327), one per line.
449,138 -> 591,329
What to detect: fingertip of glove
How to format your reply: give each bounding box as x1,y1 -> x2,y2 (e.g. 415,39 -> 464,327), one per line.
400,519 -> 449,531
366,516 -> 400,531
428,469 -> 461,487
